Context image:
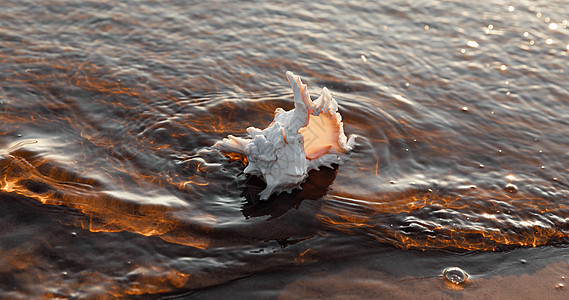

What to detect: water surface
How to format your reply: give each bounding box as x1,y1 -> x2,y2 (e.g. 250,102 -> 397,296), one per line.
1,0 -> 569,298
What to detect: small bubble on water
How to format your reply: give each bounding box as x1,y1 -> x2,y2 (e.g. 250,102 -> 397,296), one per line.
17,134 -> 22,137
508,6 -> 515,12
553,177 -> 558,181
443,267 -> 469,285
546,38 -> 553,45
498,149 -> 502,153
460,48 -> 466,54
556,283 -> 564,289
424,25 -> 429,30
500,64 -> 508,71
390,180 -> 396,184
360,54 -> 367,62
549,23 -> 558,30
405,148 -> 409,152
62,271 -> 68,277
520,259 -> 527,264
544,17 -> 551,23
71,232 -> 77,237
541,166 -> 545,169
523,32 -> 529,37
505,183 -> 518,193
479,164 -> 484,168
462,106 -> 468,111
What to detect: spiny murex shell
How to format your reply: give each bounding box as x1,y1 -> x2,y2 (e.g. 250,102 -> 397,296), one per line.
214,71 -> 356,200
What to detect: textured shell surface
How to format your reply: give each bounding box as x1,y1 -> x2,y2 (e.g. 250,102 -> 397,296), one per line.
214,71 -> 356,200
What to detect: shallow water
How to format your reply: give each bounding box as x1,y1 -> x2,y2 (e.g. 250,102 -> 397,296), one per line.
1,0 -> 569,298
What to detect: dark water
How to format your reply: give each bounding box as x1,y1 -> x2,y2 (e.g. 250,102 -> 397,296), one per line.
1,0 -> 569,298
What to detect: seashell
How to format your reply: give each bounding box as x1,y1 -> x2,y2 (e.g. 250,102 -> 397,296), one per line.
214,71 -> 356,200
